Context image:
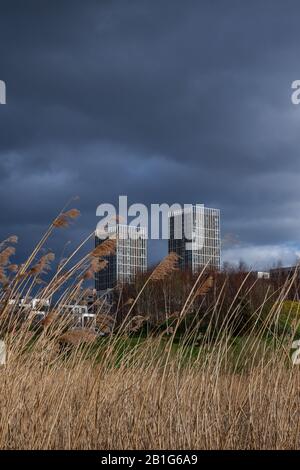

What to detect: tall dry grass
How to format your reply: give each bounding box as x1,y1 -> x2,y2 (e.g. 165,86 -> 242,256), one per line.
0,332 -> 299,449
0,210 -> 299,449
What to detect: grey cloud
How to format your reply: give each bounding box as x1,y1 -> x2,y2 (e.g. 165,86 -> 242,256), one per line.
1,0 -> 300,267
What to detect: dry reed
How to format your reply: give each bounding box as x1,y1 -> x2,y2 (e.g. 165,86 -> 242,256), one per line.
0,215 -> 299,450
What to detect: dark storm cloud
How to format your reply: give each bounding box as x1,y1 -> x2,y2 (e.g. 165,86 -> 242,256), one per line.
1,0 -> 300,267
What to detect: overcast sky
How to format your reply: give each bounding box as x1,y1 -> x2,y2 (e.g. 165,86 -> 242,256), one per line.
1,0 -> 300,269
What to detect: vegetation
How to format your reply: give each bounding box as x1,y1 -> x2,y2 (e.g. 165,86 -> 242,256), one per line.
0,207 -> 300,449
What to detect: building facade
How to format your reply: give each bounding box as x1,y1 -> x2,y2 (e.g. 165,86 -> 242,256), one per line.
95,224 -> 147,295
168,204 -> 221,272
269,265 -> 300,300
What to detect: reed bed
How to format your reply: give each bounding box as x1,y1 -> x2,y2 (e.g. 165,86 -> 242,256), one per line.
0,208 -> 299,449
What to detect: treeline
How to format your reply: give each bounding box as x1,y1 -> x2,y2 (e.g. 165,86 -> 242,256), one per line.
105,266 -> 285,339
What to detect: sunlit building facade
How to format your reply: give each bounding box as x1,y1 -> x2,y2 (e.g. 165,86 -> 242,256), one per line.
95,224 -> 147,295
168,204 -> 221,272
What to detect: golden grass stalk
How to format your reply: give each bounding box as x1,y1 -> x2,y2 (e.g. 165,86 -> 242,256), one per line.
0,218 -> 300,450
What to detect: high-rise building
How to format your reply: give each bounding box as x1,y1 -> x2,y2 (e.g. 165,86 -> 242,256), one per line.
95,224 -> 147,295
168,204 -> 221,272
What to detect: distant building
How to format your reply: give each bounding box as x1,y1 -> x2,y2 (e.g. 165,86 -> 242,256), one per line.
168,204 -> 221,272
269,266 -> 300,299
81,289 -> 98,313
95,224 -> 147,296
257,271 -> 270,280
6,297 -> 51,326
269,266 -> 300,283
60,304 -> 97,329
